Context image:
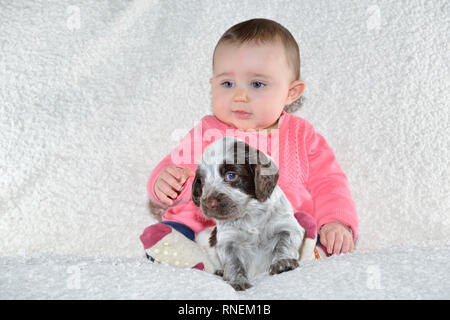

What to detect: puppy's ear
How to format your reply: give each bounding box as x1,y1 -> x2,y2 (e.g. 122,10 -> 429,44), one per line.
191,171 -> 203,207
253,150 -> 279,202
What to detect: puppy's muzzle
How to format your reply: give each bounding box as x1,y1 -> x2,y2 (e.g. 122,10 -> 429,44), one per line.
200,193 -> 239,221
204,198 -> 218,209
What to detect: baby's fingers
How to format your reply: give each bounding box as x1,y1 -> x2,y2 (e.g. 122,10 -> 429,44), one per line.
155,189 -> 173,206
333,233 -> 344,255
155,180 -> 177,205
179,167 -> 196,184
325,232 -> 335,255
162,168 -> 184,191
319,227 -> 327,246
341,235 -> 352,254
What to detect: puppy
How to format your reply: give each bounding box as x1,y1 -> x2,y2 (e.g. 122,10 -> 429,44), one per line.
192,137 -> 305,291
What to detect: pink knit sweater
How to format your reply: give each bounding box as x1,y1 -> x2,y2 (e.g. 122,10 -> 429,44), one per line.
148,110 -> 358,240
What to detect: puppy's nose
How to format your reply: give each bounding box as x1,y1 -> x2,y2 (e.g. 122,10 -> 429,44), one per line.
204,198 -> 218,209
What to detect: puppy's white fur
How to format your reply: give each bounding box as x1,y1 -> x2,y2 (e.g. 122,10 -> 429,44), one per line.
193,137 -> 305,290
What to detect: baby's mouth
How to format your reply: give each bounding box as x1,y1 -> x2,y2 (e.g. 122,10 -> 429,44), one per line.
233,110 -> 252,119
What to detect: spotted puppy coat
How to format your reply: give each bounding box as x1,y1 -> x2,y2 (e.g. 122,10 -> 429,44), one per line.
192,137 -> 305,291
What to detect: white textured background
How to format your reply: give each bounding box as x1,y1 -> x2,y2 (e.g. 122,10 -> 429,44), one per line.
1,0 -> 449,260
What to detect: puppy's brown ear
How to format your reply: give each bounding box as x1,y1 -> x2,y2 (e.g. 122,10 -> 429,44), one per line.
191,171 -> 203,207
209,227 -> 217,247
253,150 -> 279,202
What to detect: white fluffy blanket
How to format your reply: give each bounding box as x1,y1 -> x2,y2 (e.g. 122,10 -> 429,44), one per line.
2,243 -> 449,299
1,0 -> 449,299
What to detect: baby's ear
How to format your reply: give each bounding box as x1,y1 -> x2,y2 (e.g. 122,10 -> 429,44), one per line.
191,171 -> 203,207
253,150 -> 279,202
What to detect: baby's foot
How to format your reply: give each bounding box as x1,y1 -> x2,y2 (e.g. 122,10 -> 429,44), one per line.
140,223 -> 215,272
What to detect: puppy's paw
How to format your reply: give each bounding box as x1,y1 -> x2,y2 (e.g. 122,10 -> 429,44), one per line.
269,258 -> 299,275
229,280 -> 252,291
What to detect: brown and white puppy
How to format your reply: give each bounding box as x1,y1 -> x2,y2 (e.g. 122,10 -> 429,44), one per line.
192,137 -> 305,291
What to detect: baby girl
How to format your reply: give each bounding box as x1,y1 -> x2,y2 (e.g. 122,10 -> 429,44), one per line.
140,18 -> 358,270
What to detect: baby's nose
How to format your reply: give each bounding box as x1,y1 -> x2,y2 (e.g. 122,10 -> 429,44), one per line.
233,89 -> 249,102
204,198 -> 218,209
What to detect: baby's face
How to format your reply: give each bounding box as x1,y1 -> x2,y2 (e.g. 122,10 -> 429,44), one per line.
210,40 -> 299,131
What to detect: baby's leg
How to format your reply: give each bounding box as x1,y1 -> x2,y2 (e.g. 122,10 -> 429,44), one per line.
140,221 -> 216,272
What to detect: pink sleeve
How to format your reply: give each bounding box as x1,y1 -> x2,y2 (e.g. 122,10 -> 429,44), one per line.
304,121 -> 358,240
147,120 -> 204,207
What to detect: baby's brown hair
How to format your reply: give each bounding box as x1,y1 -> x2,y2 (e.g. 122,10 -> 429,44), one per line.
212,18 -> 304,112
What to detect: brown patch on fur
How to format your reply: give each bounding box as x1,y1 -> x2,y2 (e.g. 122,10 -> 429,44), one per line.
254,159 -> 279,202
219,162 -> 255,199
218,141 -> 279,202
269,258 -> 299,275
209,226 -> 217,247
191,168 -> 204,207
298,244 -> 301,260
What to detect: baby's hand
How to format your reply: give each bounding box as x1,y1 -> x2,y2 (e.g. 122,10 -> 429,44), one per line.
319,221 -> 354,255
155,166 -> 195,206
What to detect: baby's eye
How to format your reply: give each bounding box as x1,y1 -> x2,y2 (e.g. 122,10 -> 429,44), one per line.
252,81 -> 265,89
224,171 -> 238,182
221,81 -> 234,88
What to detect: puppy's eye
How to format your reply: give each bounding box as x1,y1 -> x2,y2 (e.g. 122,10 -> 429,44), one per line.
224,171 -> 238,182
